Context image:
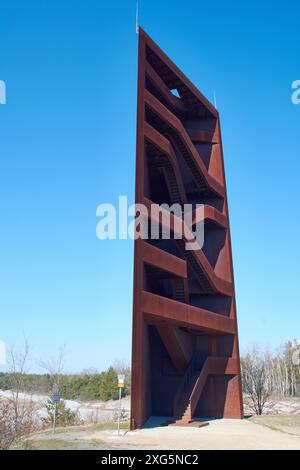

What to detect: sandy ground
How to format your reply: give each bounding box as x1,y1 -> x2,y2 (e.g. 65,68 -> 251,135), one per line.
28,416 -> 300,450
95,418 -> 300,450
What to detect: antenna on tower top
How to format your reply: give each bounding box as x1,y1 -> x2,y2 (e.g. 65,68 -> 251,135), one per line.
213,90 -> 217,109
136,2 -> 139,34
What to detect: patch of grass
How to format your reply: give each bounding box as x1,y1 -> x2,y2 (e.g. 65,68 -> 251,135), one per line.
250,415 -> 300,437
28,420 -> 130,439
88,420 -> 130,432
28,439 -> 72,450
251,415 -> 300,426
54,420 -> 130,433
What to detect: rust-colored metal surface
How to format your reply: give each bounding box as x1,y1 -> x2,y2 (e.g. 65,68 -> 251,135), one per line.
131,29 -> 243,429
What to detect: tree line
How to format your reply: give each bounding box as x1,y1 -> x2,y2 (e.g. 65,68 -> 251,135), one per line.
0,365 -> 130,402
241,340 -> 300,414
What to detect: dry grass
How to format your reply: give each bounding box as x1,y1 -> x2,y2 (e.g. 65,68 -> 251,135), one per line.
250,414 -> 300,437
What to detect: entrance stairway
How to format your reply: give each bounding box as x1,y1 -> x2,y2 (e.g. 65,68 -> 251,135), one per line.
172,356 -> 200,425
169,356 -> 238,426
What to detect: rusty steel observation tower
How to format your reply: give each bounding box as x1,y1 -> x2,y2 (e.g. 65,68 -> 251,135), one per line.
131,29 -> 243,429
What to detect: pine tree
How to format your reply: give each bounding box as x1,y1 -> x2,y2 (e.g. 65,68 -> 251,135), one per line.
99,367 -> 118,401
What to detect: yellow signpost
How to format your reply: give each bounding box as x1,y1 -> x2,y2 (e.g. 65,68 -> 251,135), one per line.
117,374 -> 125,435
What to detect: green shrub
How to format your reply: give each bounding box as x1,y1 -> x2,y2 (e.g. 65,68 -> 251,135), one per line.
43,399 -> 80,427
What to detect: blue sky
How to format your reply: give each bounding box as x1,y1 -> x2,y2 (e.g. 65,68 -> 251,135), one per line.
0,0 -> 299,373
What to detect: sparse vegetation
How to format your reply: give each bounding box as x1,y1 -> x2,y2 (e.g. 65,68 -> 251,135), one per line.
0,340 -> 131,449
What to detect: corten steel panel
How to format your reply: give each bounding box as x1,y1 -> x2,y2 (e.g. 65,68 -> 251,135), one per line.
131,28 -> 243,429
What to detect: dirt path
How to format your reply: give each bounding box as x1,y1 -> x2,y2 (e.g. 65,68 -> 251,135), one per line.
29,416 -> 300,450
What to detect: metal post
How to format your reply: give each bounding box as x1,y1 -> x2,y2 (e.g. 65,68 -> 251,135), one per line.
117,386 -> 122,435
52,402 -> 57,434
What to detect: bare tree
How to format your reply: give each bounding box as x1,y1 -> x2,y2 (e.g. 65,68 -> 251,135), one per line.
241,347 -> 271,415
37,345 -> 66,393
8,339 -> 30,429
0,338 -> 38,449
0,400 -> 17,449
